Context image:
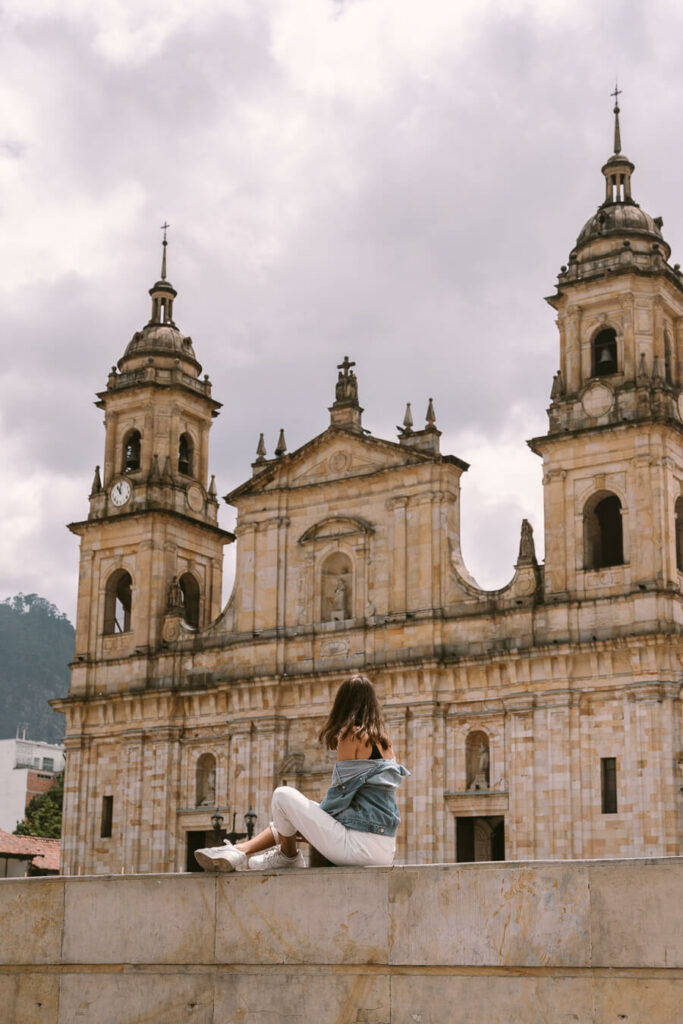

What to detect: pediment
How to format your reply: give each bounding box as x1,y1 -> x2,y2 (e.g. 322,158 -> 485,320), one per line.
299,515 -> 374,544
226,428 -> 433,503
288,434 -> 412,488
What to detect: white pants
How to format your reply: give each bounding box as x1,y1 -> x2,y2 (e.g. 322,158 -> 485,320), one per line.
270,785 -> 396,867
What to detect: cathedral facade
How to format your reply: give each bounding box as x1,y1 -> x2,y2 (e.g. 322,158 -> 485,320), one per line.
54,106 -> 683,874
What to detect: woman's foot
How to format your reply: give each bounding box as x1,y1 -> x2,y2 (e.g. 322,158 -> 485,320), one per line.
248,845 -> 306,871
194,841 -> 248,872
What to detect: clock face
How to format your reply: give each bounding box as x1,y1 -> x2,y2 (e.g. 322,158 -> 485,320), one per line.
110,479 -> 132,507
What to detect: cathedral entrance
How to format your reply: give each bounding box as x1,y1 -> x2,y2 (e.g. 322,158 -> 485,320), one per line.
186,830 -> 214,872
456,816 -> 505,862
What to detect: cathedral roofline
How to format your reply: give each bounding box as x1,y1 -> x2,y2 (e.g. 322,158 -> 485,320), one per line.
223,425 -> 469,504
67,509 -> 235,541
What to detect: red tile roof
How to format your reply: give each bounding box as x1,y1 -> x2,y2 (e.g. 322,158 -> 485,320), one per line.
0,829 -> 60,872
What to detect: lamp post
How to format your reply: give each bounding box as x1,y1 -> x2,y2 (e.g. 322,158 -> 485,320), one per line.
210,811 -> 224,848
208,808 -> 257,847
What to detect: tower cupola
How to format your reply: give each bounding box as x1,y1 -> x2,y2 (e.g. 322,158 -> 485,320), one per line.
117,225 -> 201,376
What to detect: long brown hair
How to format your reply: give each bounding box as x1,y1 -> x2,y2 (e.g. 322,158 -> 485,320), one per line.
318,675 -> 390,751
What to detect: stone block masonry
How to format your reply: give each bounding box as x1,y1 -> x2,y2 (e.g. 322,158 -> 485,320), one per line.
0,857 -> 681,1023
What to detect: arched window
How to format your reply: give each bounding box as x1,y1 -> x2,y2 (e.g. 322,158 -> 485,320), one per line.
103,569 -> 132,634
675,497 -> 683,573
466,731 -> 490,791
664,331 -> 674,385
178,433 -> 194,476
179,572 -> 200,629
584,492 -> 624,570
122,430 -> 141,473
195,753 -> 216,807
592,328 -> 618,377
320,551 -> 353,622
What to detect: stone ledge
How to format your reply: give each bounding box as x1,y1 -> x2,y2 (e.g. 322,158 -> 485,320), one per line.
0,857 -> 681,1023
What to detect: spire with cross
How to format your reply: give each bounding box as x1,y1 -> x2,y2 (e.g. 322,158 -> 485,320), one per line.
160,221 -> 170,280
611,84 -> 622,155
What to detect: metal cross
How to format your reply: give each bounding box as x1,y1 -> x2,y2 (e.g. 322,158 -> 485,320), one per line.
337,355 -> 356,376
611,84 -> 621,107
161,221 -> 170,242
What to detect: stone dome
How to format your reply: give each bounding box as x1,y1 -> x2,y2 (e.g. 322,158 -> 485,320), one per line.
119,322 -> 201,373
575,200 -> 666,251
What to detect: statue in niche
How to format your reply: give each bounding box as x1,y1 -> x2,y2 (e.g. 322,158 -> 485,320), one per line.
331,577 -> 348,621
467,736 -> 490,791
166,575 -> 183,612
196,756 -> 216,806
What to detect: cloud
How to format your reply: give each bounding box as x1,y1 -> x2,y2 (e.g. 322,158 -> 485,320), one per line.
1,0 -> 683,624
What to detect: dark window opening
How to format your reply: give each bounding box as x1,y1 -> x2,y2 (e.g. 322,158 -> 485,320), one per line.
665,333 -> 674,385
675,497 -> 683,573
601,758 -> 618,814
178,433 -> 193,476
456,816 -> 505,863
592,328 -> 618,377
101,795 -> 113,838
179,572 -> 200,629
584,493 -> 624,570
186,829 -> 221,872
103,569 -> 133,634
123,430 -> 141,473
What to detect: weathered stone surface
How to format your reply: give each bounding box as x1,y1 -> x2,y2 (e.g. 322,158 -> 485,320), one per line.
214,973 -> 391,1023
0,972 -> 60,1023
215,867 -> 389,965
588,859 -> 683,968
61,875 -> 215,965
592,976 -> 683,1022
57,973 -> 214,1024
390,974 -> 595,1024
389,862 -> 591,966
2,861 -> 681,1023
0,877 -> 64,965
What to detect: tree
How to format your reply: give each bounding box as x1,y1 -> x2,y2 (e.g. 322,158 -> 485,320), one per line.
14,773 -> 64,839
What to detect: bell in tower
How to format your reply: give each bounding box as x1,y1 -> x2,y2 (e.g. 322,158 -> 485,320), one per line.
68,228 -> 232,669
529,91 -> 683,600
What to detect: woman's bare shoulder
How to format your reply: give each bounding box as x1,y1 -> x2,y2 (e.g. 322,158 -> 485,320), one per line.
338,732 -> 395,761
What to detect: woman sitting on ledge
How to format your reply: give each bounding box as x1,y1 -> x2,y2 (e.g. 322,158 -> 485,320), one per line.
195,674 -> 409,872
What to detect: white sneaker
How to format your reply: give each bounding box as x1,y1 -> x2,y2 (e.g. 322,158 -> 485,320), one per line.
194,841 -> 248,873
248,845 -> 306,871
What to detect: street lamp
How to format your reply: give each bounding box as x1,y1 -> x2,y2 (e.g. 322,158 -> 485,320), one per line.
210,811 -> 224,848
208,808 -> 256,847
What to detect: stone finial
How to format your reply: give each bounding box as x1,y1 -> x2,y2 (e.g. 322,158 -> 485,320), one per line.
91,465 -> 102,494
274,429 -> 287,457
426,398 -> 436,428
330,356 -> 363,432
149,454 -> 160,482
638,352 -> 648,379
517,518 -> 538,566
550,371 -> 564,400
652,355 -> 662,382
208,474 -> 217,498
161,455 -> 173,481
402,403 -> 413,433
255,432 -> 267,463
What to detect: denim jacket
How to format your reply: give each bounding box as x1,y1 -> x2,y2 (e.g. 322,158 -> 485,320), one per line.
319,758 -> 410,837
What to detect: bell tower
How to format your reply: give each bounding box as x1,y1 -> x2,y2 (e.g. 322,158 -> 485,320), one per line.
69,231 -> 231,688
530,92 -> 683,602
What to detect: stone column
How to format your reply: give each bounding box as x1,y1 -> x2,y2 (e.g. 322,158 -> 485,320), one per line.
503,697 -> 535,860
387,497 -> 408,615
121,729 -> 144,874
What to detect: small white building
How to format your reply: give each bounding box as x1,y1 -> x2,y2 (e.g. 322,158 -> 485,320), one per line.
0,736 -> 65,833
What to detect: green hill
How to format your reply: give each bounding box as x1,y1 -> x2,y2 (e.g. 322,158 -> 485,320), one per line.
0,594 -> 74,743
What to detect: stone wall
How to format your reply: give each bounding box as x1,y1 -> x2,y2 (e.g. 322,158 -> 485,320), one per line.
1,857 -> 681,1023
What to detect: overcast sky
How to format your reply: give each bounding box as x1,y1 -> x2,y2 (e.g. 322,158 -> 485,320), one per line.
1,0 -> 682,623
